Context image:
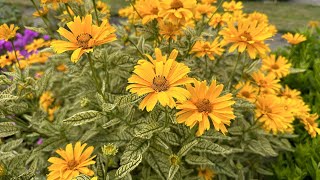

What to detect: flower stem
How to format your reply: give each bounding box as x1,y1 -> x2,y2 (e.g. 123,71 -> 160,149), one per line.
92,0 -> 100,25
87,53 -> 104,98
227,53 -> 241,90
128,39 -> 145,58
10,41 -> 24,80
30,0 -> 53,37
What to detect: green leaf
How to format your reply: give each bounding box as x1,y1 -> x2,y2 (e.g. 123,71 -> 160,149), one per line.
290,68 -> 306,74
0,94 -> 19,103
115,154 -> 142,179
256,167 -> 274,176
121,138 -> 149,164
0,75 -> 11,85
115,94 -> 142,108
177,139 -> 198,157
35,69 -> 53,96
102,118 -> 121,129
248,137 -> 278,157
102,103 -> 116,112
96,155 -> 106,179
1,84 -> 16,94
25,26 -> 48,34
193,139 -> 232,155
133,119 -> 164,138
0,122 -> 19,138
74,174 -> 91,180
158,132 -> 180,146
167,165 -> 179,180
79,128 -> 99,142
185,155 -> 214,166
63,110 -> 101,126
0,138 -> 23,151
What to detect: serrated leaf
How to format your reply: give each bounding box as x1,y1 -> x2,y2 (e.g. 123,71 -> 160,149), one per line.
193,139 -> 232,155
248,137 -> 277,157
185,155 -> 214,166
79,128 -> 99,142
115,154 -> 142,179
102,103 -> 116,112
0,75 -> 11,85
102,118 -> 121,129
0,138 -> 23,151
121,138 -> 149,164
0,122 -> 19,138
177,139 -> 198,157
74,174 -> 91,180
133,120 -> 164,138
63,110 -> 101,126
0,94 -> 19,103
158,132 -> 180,146
115,94 -> 142,108
25,26 -> 48,34
96,155 -> 106,179
1,84 -> 16,94
167,165 -> 179,180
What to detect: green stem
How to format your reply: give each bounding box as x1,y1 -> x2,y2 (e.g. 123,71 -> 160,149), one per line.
87,53 -> 104,98
30,0 -> 53,37
227,53 -> 241,90
130,0 -> 143,19
92,0 -> 100,25
168,38 -> 172,52
128,39 -> 145,58
10,41 -> 24,80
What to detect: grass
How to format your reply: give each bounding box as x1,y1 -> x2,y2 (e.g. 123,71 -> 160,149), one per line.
243,2 -> 320,32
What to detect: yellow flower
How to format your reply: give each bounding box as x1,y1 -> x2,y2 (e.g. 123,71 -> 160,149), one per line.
308,20 -> 319,28
41,0 -> 82,9
118,6 -> 140,23
158,20 -> 183,41
262,54 -> 291,78
219,20 -> 272,59
0,24 -> 19,41
194,3 -> 217,20
39,91 -> 54,112
48,105 -> 59,122
33,6 -> 49,17
135,0 -> 161,24
282,32 -> 306,45
56,64 -> 68,72
198,167 -> 215,180
101,143 -> 118,156
51,14 -> 117,63
159,0 -> 197,25
299,113 -> 320,138
248,12 -> 269,24
209,13 -> 224,28
25,38 -> 49,52
201,0 -> 217,4
251,71 -> 281,94
127,48 -> 192,111
0,51 -> 23,68
47,142 -> 96,180
222,0 -> 243,12
190,38 -> 224,60
96,0 -> 110,15
235,81 -> 257,102
176,80 -> 236,136
280,85 -> 301,100
255,95 -> 294,134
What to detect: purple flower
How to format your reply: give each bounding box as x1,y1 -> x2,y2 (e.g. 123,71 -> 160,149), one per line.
43,35 -> 50,40
37,138 -> 43,145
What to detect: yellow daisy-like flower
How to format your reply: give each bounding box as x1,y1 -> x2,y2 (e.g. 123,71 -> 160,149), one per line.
51,14 -> 117,63
39,91 -> 54,112
158,20 -> 183,41
255,95 -> 294,134
33,6 -> 49,17
176,80 -> 236,136
201,0 -> 217,4
127,48 -> 192,111
235,81 -> 257,102
47,142 -> 96,180
209,13 -> 224,28
190,38 -> 224,60
194,3 -> 217,20
198,167 -> 215,180
282,32 -> 306,45
262,54 -> 291,78
0,24 -> 19,41
308,21 -> 319,28
0,51 -> 23,68
248,12 -> 269,24
280,85 -> 301,100
118,6 -> 140,23
219,20 -> 272,59
159,0 -> 197,25
251,71 -> 281,94
25,38 -> 49,52
135,0 -> 161,24
96,0 -> 110,15
299,113 -> 320,138
222,0 -> 243,12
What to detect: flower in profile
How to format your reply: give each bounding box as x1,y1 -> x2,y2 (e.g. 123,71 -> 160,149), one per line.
159,0 -> 197,25
39,91 -> 54,112
47,142 -> 96,180
308,20 -> 319,28
255,95 -> 294,134
33,6 -> 49,17
96,1 -> 110,15
282,32 -> 306,45
219,20 -> 273,59
299,113 -> 320,138
198,167 -> 215,180
102,143 -> 118,156
190,38 -> 224,60
135,0 -> 161,24
127,48 -> 192,111
51,14 -> 117,62
251,71 -> 281,94
0,24 -> 19,41
176,80 -> 236,136
222,0 -> 243,12
262,54 -> 291,78
25,38 -> 50,52
235,81 -> 257,102
158,20 -> 183,41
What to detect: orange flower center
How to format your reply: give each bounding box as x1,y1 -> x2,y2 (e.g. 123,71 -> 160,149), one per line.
259,80 -> 268,87
265,106 -> 272,113
271,64 -> 280,70
203,44 -> 211,52
171,0 -> 183,10
240,31 -> 253,42
152,75 -> 170,92
241,91 -> 250,98
151,7 -> 159,14
76,33 -> 93,49
67,159 -> 78,170
195,99 -> 212,113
